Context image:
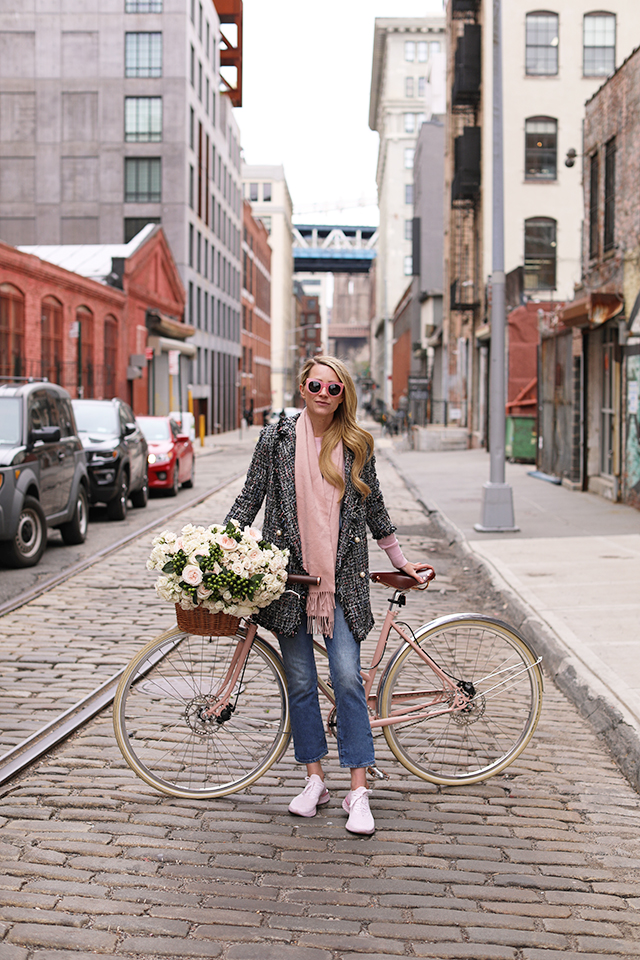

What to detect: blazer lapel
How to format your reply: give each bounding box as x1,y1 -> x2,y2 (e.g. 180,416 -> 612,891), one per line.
336,447 -> 356,568
275,422 -> 304,568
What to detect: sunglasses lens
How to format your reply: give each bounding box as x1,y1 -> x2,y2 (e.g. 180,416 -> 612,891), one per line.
307,380 -> 321,393
328,383 -> 342,396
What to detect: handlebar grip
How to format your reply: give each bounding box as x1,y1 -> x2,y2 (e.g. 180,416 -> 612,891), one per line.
286,574 -> 321,586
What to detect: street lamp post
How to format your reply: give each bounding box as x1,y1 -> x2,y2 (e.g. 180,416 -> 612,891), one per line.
475,0 -> 518,533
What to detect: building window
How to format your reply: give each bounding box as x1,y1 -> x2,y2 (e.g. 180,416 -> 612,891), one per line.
525,12 -> 559,76
404,255 -> 413,276
124,217 -> 160,243
41,296 -> 63,385
430,40 -> 441,55
604,137 -> 616,252
583,12 -> 615,76
524,217 -> 557,290
525,117 -> 557,179
405,219 -> 413,241
418,76 -> 426,97
125,97 -> 162,142
249,182 -> 258,201
589,152 -> 599,259
125,0 -> 162,10
76,306 -> 94,398
189,107 -> 194,150
189,165 -> 194,208
104,316 -> 117,398
125,157 -> 161,202
125,32 -> 162,77
404,147 -> 415,169
405,41 -> 415,62
405,183 -> 414,205
404,113 -> 415,134
405,76 -> 415,98
198,60 -> 202,100
190,44 -> 195,85
417,41 -> 428,62
262,182 -> 272,201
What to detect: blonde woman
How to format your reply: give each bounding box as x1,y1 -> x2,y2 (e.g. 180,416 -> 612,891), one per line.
225,356 -> 432,834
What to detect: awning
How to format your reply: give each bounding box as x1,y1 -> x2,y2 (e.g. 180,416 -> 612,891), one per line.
559,292 -> 624,329
146,310 -> 195,340
147,335 -> 196,357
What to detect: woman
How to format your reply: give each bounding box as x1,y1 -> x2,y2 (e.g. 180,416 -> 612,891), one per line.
225,356 -> 432,834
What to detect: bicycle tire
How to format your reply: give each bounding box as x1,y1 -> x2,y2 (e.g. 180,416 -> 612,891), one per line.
378,614 -> 543,785
113,626 -> 291,799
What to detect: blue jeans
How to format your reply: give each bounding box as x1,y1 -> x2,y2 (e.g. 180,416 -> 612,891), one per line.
277,603 -> 375,769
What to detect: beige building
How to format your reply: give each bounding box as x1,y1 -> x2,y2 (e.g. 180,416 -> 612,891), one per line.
242,164 -> 293,410
369,15 -> 446,406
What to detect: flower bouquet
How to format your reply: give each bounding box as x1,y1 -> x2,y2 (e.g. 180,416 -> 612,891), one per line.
147,520 -> 289,635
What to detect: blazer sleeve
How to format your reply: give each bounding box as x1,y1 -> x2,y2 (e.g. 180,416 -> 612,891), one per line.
224,427 -> 272,529
362,453 -> 396,541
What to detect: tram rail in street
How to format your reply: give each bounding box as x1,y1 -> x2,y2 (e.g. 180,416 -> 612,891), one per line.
0,472 -> 244,790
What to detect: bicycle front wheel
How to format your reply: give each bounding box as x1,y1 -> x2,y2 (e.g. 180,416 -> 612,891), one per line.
378,614 -> 543,785
114,627 -> 290,799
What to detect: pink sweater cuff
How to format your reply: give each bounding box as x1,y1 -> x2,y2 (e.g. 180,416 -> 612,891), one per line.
377,534 -> 407,570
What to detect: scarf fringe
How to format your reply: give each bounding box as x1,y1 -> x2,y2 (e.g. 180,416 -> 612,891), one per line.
305,589 -> 335,638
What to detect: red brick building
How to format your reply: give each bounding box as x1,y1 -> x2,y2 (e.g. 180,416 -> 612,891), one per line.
293,281 -> 322,378
0,226 -> 188,416
241,201 -> 271,423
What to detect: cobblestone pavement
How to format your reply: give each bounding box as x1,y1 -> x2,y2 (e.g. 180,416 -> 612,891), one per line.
1,450 -> 640,958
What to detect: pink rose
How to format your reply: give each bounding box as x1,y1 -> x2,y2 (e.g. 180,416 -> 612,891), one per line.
219,535 -> 236,550
181,564 -> 203,586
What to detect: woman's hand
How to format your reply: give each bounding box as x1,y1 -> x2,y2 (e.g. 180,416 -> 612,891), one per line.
400,561 -> 436,584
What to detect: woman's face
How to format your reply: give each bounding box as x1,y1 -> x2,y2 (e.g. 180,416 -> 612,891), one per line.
300,363 -> 344,421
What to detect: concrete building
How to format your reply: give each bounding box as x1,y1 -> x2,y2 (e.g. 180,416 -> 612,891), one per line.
369,15 -> 446,408
242,165 -> 293,410
0,0 -> 242,433
443,0 -> 638,445
241,198 -> 271,424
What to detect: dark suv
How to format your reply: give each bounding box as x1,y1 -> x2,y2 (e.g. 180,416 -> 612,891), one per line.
72,399 -> 148,520
0,380 -> 90,567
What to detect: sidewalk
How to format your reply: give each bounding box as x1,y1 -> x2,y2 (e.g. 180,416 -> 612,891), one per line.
382,438 -> 640,793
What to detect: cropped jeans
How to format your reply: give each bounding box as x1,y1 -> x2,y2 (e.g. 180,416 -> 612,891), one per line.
277,602 -> 375,769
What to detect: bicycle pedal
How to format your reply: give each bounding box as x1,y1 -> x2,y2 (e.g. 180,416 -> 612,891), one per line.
367,765 -> 390,782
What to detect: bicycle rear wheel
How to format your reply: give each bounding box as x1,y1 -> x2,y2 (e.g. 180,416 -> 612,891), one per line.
113,626 -> 290,799
378,614 -> 543,785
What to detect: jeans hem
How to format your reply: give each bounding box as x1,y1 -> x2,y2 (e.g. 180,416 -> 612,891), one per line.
293,751 -> 328,765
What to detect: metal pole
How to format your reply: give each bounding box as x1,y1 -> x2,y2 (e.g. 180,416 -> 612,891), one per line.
475,0 -> 518,532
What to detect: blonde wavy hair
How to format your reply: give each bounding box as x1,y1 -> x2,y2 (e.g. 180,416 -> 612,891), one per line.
299,355 -> 374,499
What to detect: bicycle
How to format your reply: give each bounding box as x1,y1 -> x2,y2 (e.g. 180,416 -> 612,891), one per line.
113,571 -> 543,800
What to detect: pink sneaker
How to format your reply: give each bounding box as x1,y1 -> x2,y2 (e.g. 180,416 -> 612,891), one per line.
342,786 -> 375,835
288,775 -> 330,817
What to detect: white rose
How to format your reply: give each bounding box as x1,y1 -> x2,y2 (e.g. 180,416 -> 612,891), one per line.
196,584 -> 212,599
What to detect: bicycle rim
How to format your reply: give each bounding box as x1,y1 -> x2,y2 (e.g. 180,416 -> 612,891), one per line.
114,628 -> 290,799
379,615 -> 543,785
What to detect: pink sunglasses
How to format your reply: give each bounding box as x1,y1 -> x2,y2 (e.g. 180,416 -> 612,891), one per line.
305,379 -> 345,397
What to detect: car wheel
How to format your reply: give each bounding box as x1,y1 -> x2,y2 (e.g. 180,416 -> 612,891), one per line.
59,485 -> 89,545
168,461 -> 180,497
107,474 -> 128,520
182,457 -> 195,489
3,496 -> 47,568
130,474 -> 148,509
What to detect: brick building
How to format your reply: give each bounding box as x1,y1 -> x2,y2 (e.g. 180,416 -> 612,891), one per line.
293,282 -> 322,381
0,225 -> 188,416
241,200 -> 271,424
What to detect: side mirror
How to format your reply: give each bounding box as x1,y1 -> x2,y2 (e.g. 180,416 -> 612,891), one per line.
177,433 -> 190,442
124,422 -> 137,436
29,426 -> 61,444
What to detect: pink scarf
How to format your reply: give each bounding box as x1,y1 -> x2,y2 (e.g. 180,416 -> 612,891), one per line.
295,408 -> 344,636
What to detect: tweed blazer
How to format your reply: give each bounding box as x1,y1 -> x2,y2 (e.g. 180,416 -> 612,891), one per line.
224,414 -> 396,642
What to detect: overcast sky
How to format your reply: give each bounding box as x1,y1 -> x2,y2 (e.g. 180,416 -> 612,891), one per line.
235,0 -> 445,226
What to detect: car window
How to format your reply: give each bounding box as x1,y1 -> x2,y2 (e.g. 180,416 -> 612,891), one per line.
72,402 -> 119,435
123,403 -> 135,424
0,397 -> 21,444
28,390 -> 57,433
55,397 -> 75,438
138,417 -> 170,441
170,420 -> 179,440
119,405 -> 129,435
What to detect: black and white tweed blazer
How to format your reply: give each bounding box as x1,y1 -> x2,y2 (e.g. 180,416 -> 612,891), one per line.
224,414 -> 396,642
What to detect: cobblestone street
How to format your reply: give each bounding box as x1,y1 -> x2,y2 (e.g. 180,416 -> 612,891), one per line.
1,448 -> 640,958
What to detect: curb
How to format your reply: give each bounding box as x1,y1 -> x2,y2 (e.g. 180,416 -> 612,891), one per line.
383,447 -> 640,795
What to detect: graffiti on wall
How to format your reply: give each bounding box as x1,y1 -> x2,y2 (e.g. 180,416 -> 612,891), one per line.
626,356 -> 640,502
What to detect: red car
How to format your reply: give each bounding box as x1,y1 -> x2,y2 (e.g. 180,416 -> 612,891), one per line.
136,416 -> 195,496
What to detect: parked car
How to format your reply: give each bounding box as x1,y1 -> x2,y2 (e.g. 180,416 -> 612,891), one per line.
268,407 -> 300,424
137,416 -> 195,496
71,398 -> 148,520
0,379 -> 90,568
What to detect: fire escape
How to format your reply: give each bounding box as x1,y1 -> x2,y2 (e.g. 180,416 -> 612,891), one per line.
213,0 -> 243,107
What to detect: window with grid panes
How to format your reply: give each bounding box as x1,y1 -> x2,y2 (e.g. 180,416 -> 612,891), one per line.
589,152 -> 599,260
583,13 -> 615,77
524,217 -> 557,290
125,97 -> 162,142
525,117 -> 557,179
125,157 -> 161,202
126,0 -> 162,10
125,32 -> 162,77
405,76 -> 414,97
604,137 -> 616,252
525,13 -> 558,75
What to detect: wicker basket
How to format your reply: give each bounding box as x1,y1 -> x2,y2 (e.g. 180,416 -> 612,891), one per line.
175,604 -> 241,637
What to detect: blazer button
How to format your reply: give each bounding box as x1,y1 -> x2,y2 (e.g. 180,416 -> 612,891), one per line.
276,529 -> 282,537
354,536 -> 360,543
359,571 -> 366,578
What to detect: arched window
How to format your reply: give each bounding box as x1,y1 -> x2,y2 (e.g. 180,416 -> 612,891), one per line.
0,283 -> 25,378
104,315 -> 118,398
41,296 -> 63,386
524,218 -> 557,291
583,12 -> 615,77
75,305 -> 94,398
525,117 -> 557,180
525,11 -> 559,75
